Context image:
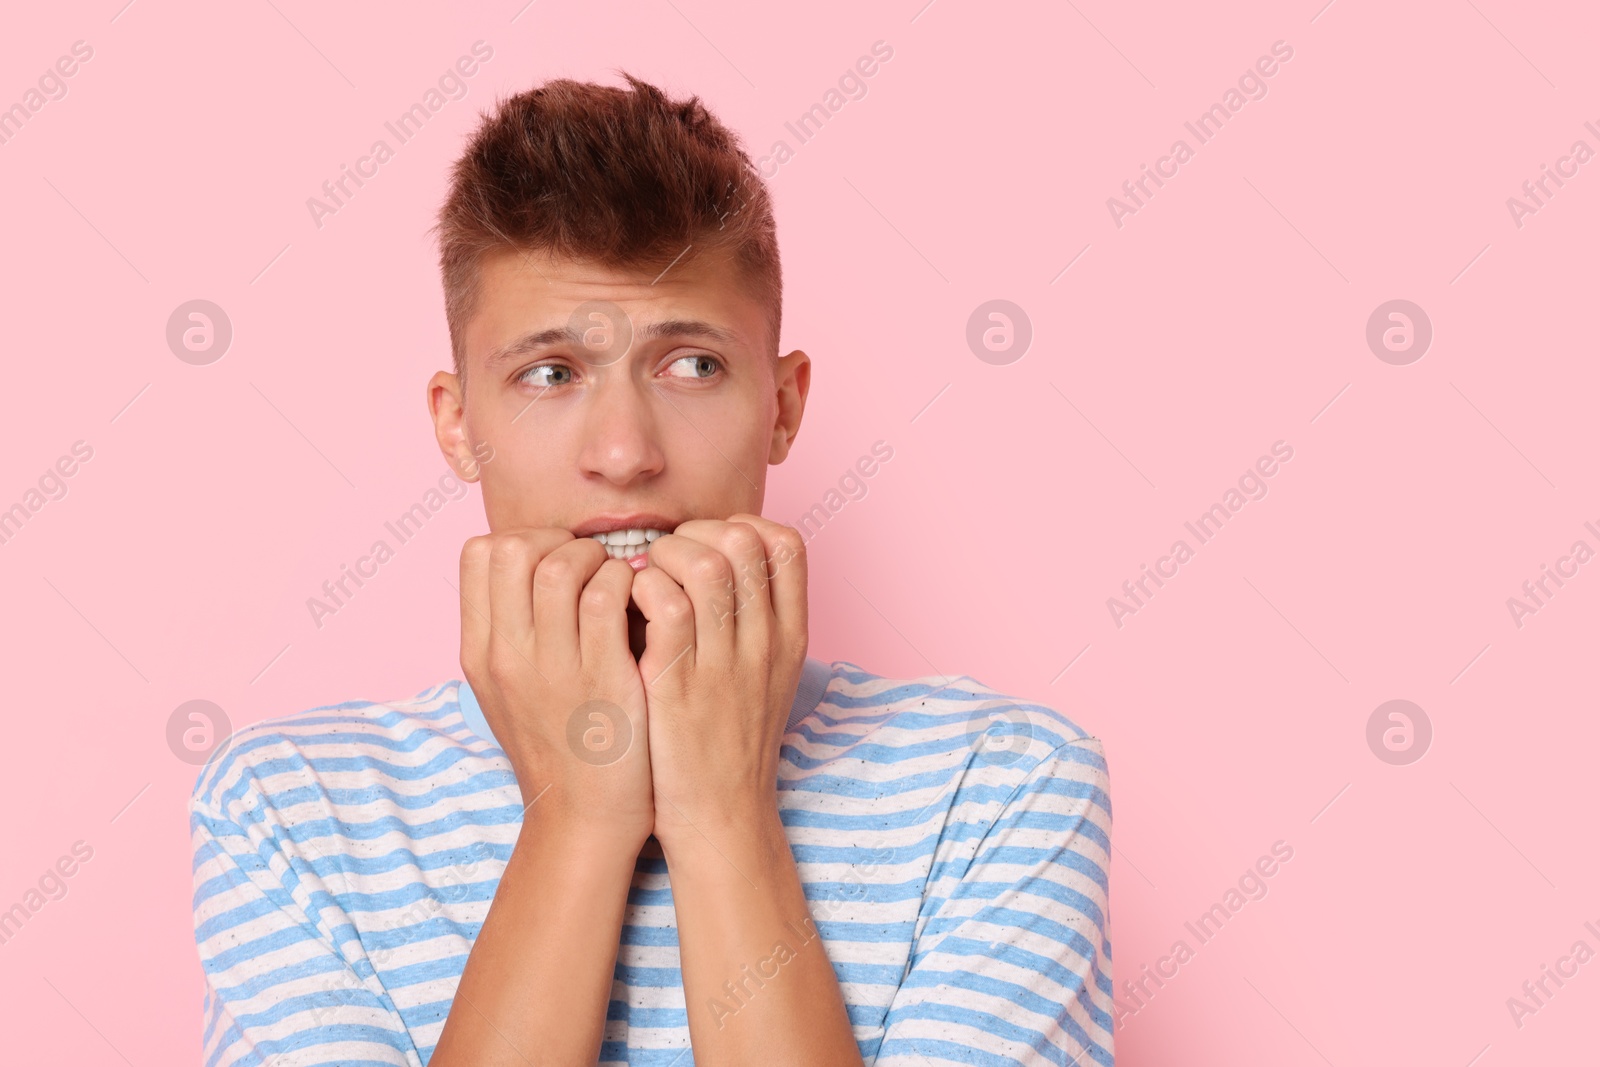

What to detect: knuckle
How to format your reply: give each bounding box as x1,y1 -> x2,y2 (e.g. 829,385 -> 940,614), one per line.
661,596 -> 694,624
689,554 -> 732,586
725,525 -> 764,554
579,578 -> 621,616
485,649 -> 519,686
775,527 -> 805,558
488,535 -> 532,568
534,553 -> 580,589
765,528 -> 804,576
461,535 -> 494,566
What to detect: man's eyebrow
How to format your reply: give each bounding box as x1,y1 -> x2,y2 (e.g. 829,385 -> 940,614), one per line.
483,319 -> 737,368
641,319 -> 737,345
483,326 -> 580,368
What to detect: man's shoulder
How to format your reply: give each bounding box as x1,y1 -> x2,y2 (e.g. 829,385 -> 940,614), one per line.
188,678 -> 486,816
805,658 -> 1105,771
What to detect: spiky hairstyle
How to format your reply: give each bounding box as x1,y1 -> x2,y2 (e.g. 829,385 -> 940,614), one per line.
430,72 -> 781,383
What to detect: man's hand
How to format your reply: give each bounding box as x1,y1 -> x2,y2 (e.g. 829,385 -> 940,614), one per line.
437,529 -> 655,1066
458,528 -> 653,845
628,513 -> 808,840
626,517 -> 861,1064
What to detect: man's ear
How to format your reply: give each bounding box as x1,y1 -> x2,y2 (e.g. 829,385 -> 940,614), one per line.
769,349 -> 810,465
427,370 -> 484,481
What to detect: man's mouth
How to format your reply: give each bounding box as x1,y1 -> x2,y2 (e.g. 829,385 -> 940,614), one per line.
587,527 -> 670,567
572,515 -> 681,571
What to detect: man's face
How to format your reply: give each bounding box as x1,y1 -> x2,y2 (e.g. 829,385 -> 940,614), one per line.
428,247 -> 808,542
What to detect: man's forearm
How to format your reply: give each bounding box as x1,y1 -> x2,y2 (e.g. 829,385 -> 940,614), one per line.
662,807 -> 864,1066
431,816 -> 640,1066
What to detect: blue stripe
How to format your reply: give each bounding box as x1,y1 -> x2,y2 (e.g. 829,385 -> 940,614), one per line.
190,664 -> 1114,1066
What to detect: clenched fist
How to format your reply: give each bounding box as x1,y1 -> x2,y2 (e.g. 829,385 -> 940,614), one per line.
457,528 -> 654,846
629,513 -> 809,844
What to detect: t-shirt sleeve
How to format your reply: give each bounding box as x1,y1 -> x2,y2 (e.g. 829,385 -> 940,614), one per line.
872,736 -> 1114,1066
190,785 -> 421,1067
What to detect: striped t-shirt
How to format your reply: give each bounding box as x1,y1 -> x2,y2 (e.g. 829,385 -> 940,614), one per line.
190,658 -> 1114,1065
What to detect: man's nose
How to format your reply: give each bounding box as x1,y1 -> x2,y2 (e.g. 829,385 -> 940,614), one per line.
576,377 -> 665,485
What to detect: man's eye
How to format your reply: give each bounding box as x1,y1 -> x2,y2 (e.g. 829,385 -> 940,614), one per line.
518,363 -> 573,387
664,354 -> 722,379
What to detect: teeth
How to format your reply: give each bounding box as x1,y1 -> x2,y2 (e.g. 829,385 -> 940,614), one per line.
588,527 -> 669,558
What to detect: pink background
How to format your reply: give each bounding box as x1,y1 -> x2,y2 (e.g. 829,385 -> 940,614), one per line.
2,1 -> 1596,1063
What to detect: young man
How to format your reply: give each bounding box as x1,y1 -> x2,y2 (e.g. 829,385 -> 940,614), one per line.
190,75 -> 1113,1066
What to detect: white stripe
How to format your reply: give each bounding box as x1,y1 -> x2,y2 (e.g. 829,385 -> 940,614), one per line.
191,663 -> 1113,1066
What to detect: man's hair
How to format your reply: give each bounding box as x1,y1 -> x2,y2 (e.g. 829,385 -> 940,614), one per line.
430,72 -> 781,385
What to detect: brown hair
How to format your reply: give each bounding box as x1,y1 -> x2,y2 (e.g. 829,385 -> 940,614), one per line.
430,72 -> 781,384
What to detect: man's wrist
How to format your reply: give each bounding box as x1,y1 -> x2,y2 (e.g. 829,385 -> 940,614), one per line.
514,806 -> 649,881
655,801 -> 789,880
